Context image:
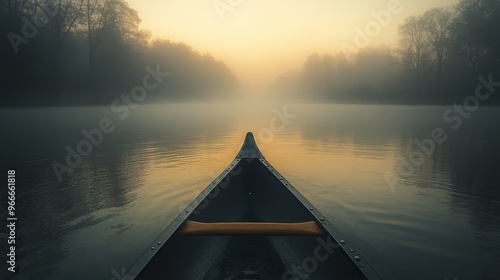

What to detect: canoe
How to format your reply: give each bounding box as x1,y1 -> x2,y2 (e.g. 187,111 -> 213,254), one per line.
124,132 -> 381,280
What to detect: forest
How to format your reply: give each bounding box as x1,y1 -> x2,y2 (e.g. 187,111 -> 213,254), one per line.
1,0 -> 500,106
273,0 -> 500,105
0,0 -> 238,106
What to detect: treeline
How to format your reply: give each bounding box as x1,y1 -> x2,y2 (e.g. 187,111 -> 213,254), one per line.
0,0 -> 237,106
274,0 -> 500,105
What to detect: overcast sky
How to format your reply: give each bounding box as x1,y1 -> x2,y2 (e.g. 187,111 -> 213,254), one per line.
127,0 -> 459,90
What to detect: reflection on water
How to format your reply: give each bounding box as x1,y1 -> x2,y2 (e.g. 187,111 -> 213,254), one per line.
0,103 -> 499,280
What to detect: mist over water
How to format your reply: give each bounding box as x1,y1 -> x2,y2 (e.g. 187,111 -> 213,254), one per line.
1,103 -> 499,280
1,1 -> 500,279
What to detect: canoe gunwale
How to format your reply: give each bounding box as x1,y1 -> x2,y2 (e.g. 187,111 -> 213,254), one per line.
124,158 -> 242,279
256,156 -> 382,280
124,132 -> 382,280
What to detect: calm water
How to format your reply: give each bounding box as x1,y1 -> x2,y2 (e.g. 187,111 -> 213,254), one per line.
1,103 -> 499,280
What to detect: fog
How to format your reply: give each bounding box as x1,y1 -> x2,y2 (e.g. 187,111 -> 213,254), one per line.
1,2 -> 500,280
271,2 -> 500,105
1,0 -> 499,106
0,1 -> 237,106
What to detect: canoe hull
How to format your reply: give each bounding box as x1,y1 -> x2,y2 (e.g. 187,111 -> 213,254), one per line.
137,235 -> 367,280
125,133 -> 380,280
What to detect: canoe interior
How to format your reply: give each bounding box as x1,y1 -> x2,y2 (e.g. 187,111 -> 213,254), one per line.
135,158 -> 369,280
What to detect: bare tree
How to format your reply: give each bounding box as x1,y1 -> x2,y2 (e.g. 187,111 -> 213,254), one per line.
84,0 -> 142,76
453,0 -> 500,75
51,0 -> 85,45
2,0 -> 30,30
422,7 -> 454,91
398,16 -> 430,88
85,0 -> 101,76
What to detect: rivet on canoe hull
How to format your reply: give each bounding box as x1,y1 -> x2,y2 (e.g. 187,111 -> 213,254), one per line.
157,242 -> 162,245
319,218 -> 324,221
350,249 -> 355,253
354,256 -> 361,261
340,240 -> 346,244
151,247 -> 155,250
309,207 -> 314,210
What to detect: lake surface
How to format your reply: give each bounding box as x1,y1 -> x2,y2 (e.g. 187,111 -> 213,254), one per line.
1,103 -> 499,280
